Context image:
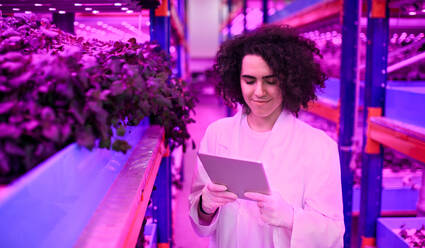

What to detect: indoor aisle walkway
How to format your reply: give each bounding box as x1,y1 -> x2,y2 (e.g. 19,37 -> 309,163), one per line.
173,91 -> 228,248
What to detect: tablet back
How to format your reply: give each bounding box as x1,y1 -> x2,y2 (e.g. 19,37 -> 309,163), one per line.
198,153 -> 271,200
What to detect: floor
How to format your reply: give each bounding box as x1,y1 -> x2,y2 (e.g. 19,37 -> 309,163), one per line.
172,89 -> 227,248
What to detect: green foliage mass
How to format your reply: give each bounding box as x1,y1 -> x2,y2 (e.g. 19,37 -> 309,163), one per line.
0,15 -> 197,183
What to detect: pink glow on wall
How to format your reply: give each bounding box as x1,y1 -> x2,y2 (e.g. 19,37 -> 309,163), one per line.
72,12 -> 151,44
222,28 -> 228,36
276,2 -> 285,11
230,13 -> 244,36
246,8 -> 263,30
188,0 -> 219,58
229,8 -> 262,34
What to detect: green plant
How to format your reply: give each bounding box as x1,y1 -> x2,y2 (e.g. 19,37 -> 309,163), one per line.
0,15 -> 197,183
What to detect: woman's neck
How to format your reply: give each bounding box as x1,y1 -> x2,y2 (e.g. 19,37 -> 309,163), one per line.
246,107 -> 282,132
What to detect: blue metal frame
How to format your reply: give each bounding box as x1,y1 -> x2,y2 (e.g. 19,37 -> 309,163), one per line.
152,156 -> 172,246
338,0 -> 360,246
268,0 -> 322,23
149,9 -> 170,54
227,0 -> 232,39
262,0 -> 269,24
184,0 -> 189,79
175,0 -> 185,78
150,4 -> 172,246
359,0 -> 389,246
243,0 -> 247,33
385,82 -> 425,127
225,0 -> 234,117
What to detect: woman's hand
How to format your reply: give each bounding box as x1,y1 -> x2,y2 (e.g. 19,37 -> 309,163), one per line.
244,191 -> 294,228
200,183 -> 238,214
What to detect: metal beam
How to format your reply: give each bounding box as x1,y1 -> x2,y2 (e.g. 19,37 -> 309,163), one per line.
149,0 -> 170,53
338,0 -> 361,246
152,157 -> 172,247
149,2 -> 172,246
227,0 -> 232,39
262,0 -> 269,24
242,0 -> 247,33
359,0 -> 389,247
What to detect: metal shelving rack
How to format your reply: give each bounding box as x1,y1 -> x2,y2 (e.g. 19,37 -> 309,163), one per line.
0,1 -> 188,247
219,1 -> 425,247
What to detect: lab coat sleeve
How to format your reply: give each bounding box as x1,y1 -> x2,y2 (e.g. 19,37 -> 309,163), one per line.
289,139 -> 345,248
188,124 -> 222,237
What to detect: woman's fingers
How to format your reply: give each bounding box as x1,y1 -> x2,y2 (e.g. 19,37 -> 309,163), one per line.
216,197 -> 236,205
212,190 -> 238,200
207,183 -> 238,200
244,192 -> 268,202
207,183 -> 227,192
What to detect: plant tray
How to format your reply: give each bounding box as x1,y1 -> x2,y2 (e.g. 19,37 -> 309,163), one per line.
377,217 -> 425,248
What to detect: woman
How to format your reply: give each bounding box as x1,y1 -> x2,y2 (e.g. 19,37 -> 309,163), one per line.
189,25 -> 344,248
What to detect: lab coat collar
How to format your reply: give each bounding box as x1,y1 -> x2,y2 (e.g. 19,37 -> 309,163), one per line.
219,109 -> 295,163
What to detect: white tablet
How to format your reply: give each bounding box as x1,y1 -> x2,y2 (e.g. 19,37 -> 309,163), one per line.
198,152 -> 271,200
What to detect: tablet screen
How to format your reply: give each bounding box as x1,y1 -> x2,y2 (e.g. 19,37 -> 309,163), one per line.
198,152 -> 271,200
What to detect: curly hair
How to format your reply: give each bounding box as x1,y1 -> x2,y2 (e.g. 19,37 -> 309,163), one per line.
214,24 -> 327,116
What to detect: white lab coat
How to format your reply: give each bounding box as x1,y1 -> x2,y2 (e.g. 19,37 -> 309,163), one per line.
189,110 -> 345,248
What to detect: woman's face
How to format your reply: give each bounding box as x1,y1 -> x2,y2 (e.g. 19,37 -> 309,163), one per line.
240,54 -> 283,119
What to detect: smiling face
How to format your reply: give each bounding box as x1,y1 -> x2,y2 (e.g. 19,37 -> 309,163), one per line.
240,54 -> 283,125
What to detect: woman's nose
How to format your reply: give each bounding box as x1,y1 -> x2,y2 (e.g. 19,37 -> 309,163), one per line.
254,82 -> 266,97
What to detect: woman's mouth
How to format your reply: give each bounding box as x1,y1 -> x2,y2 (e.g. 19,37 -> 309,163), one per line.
252,99 -> 270,103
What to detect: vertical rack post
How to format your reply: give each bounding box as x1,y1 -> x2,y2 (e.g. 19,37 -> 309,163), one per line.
262,0 -> 269,24
243,0 -> 247,33
184,0 -> 189,80
359,0 -> 389,247
150,0 -> 170,52
150,1 -> 172,247
225,0 -> 234,117
176,0 -> 185,78
338,0 -> 360,246
227,0 -> 232,39
153,156 -> 172,248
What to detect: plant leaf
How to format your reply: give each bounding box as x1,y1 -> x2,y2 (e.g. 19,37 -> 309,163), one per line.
116,126 -> 126,136
0,102 -> 15,114
112,139 -> 131,154
76,126 -> 95,150
0,123 -> 22,138
0,150 -> 10,174
42,123 -> 60,142
5,141 -> 25,156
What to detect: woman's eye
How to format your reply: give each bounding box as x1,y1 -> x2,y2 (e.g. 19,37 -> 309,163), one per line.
245,80 -> 255,85
265,80 -> 277,85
